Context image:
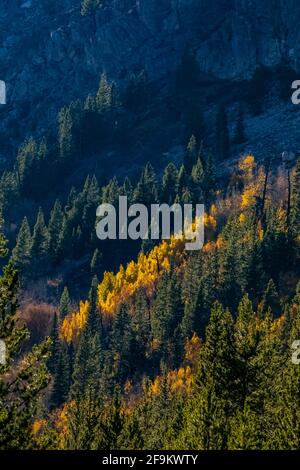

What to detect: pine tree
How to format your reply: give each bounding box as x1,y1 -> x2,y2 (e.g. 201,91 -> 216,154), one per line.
10,217 -> 31,275
29,208 -> 49,277
96,72 -> 114,112
70,324 -> 100,400
16,138 -> 45,199
50,345 -> 71,410
184,135 -> 198,173
259,279 -> 281,317
216,104 -> 230,160
151,272 -> 183,365
110,304 -> 133,384
94,386 -> 125,450
191,157 -> 205,202
91,249 -> 103,278
58,106 -> 75,167
48,199 -> 64,263
0,219 -> 50,449
161,163 -> 178,204
291,156 -> 300,236
176,302 -> 235,450
59,287 -> 71,321
177,165 -> 188,197
48,313 -> 60,374
133,162 -> 158,206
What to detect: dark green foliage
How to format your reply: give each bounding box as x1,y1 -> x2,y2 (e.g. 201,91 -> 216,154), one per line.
48,200 -> 64,264
91,249 -> 103,277
59,287 -> 71,322
11,217 -> 31,275
134,162 -> 158,206
29,208 -> 49,277
291,157 -> 300,236
0,222 -> 50,449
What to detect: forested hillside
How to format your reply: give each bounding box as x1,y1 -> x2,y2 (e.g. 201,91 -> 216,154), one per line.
1,0 -> 300,452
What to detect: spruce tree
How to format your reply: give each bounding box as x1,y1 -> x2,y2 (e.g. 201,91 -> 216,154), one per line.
48,313 -> 60,375
184,135 -> 198,173
10,217 -> 31,275
133,162 -> 158,206
29,208 -> 49,277
176,302 -> 235,450
161,163 -> 178,204
96,72 -> 114,112
291,156 -> 300,236
259,279 -> 281,317
59,287 -> 71,322
0,221 -> 50,449
48,199 -> 64,263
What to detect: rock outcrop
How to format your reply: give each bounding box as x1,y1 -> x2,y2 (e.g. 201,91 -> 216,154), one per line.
1,0 -> 300,158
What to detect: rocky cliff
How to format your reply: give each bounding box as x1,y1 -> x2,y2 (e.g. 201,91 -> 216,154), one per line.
1,0 -> 300,160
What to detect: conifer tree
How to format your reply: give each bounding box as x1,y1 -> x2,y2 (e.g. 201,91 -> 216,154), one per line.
0,220 -> 50,449
177,165 -> 188,197
96,72 -> 114,112
10,217 -> 31,275
110,304 -> 133,384
58,106 -> 75,167
291,156 -> 300,235
184,135 -> 198,173
176,302 -> 235,450
47,313 -> 60,375
48,200 -> 64,263
30,208 -> 49,277
162,163 -> 178,204
59,287 -> 71,322
133,162 -> 158,206
50,345 -> 71,410
259,279 -> 281,317
91,249 -> 103,278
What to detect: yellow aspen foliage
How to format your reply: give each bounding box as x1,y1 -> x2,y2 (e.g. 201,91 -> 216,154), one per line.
60,300 -> 90,344
32,419 -> 47,437
97,236 -> 187,316
60,209 -> 219,342
257,221 -> 264,240
55,401 -> 76,450
239,213 -> 246,224
150,366 -> 194,397
239,154 -> 256,181
241,186 -> 257,209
